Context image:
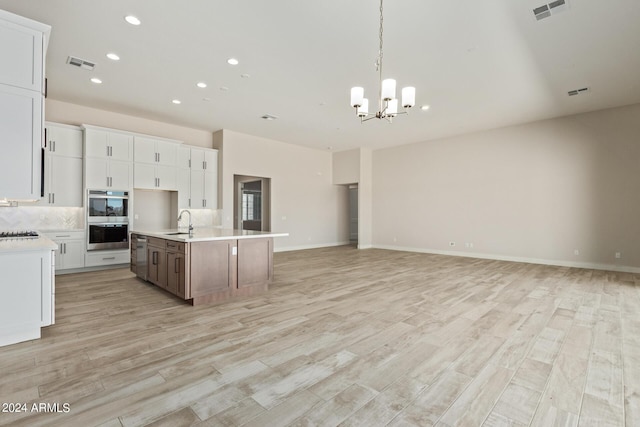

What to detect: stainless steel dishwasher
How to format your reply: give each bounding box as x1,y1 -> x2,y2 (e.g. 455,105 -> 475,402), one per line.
136,236 -> 147,280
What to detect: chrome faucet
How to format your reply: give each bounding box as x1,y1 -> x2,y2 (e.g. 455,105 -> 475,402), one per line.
177,209 -> 193,237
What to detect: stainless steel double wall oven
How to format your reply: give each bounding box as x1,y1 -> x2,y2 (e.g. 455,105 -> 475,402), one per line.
87,190 -> 129,251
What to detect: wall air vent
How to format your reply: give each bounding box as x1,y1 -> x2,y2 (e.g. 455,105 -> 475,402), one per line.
568,87 -> 590,96
66,56 -> 96,71
534,0 -> 568,20
261,114 -> 278,120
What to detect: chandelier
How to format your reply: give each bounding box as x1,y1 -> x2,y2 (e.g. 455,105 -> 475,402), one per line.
350,0 -> 415,123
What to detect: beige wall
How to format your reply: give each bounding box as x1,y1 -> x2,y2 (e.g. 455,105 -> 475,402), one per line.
373,103 -> 640,272
332,149 -> 360,184
218,130 -> 349,250
358,148 -> 373,249
46,99 -> 213,147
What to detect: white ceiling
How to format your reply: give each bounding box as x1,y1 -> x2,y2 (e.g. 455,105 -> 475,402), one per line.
1,0 -> 640,151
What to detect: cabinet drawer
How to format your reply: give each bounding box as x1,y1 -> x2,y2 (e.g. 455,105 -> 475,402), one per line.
43,230 -> 85,240
165,240 -> 185,253
147,237 -> 166,248
85,250 -> 129,267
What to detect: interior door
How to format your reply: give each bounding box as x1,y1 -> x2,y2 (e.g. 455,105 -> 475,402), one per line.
241,180 -> 262,231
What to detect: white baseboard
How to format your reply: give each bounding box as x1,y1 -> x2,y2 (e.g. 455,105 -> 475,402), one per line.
275,241 -> 351,253
372,244 -> 640,274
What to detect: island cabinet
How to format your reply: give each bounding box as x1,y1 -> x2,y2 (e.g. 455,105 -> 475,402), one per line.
166,240 -> 187,298
147,237 -> 167,288
135,234 -> 275,305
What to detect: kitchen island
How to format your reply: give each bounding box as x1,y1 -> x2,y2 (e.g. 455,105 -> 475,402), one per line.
130,228 -> 288,305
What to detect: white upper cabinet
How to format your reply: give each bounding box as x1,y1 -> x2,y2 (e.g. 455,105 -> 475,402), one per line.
133,135 -> 179,190
84,126 -> 133,191
85,128 -> 133,161
0,11 -> 47,92
0,10 -> 49,200
0,84 -> 43,200
38,123 -> 83,207
134,136 -> 178,166
177,145 -> 191,169
46,123 -> 83,157
179,147 -> 218,209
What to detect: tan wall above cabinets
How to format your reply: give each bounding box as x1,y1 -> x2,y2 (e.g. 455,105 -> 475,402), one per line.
45,99 -> 213,148
0,10 -> 50,201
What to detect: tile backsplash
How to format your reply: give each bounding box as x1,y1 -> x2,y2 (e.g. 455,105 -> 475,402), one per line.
177,209 -> 222,229
0,207 -> 84,230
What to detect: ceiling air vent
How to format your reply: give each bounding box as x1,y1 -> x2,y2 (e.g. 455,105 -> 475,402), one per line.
568,87 -> 590,96
261,114 -> 278,121
534,0 -> 568,21
66,56 -> 96,71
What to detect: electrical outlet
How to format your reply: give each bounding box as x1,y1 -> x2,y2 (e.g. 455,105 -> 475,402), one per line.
469,243 -> 473,248
134,214 -> 139,220
281,216 -> 287,220
449,242 -> 456,247
574,249 -> 579,256
615,252 -> 621,259
393,237 -> 397,242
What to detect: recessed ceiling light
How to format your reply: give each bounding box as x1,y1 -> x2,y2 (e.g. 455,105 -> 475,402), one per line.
106,53 -> 120,61
240,74 -> 250,79
227,58 -> 239,65
90,78 -> 102,84
196,82 -> 207,88
172,99 -> 181,105
420,105 -> 430,111
124,15 -> 141,26
219,86 -> 229,92
261,114 -> 278,120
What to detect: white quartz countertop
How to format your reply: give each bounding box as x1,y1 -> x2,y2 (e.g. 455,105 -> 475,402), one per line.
0,234 -> 57,254
131,228 -> 289,243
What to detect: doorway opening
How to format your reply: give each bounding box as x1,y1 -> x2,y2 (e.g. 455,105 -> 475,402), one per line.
349,184 -> 358,245
234,175 -> 271,231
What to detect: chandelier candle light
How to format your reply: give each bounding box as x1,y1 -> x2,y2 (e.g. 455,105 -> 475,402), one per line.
350,0 -> 416,123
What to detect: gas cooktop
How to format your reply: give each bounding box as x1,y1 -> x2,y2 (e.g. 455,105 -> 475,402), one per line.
0,231 -> 39,239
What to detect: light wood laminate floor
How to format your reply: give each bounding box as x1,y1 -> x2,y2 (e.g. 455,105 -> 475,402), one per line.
1,246 -> 639,427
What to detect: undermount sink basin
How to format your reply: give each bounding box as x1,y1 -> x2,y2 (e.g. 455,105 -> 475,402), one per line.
164,232 -> 190,235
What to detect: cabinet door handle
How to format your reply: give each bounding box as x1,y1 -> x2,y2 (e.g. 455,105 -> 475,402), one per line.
52,193 -> 55,204
203,199 -> 206,207
107,145 -> 110,157
203,161 -> 206,170
63,243 -> 66,254
55,235 -> 70,238
157,152 -> 160,163
175,257 -> 179,273
52,141 -> 55,152
103,257 -> 116,260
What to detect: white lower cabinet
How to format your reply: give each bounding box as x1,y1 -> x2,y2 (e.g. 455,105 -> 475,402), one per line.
43,231 -> 85,271
85,250 -> 130,267
0,248 -> 54,347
